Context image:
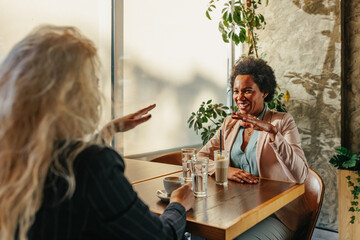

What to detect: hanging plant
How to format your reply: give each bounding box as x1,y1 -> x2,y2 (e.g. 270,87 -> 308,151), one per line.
206,0 -> 268,58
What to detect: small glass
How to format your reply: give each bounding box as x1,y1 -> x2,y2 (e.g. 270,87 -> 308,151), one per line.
181,148 -> 196,181
214,150 -> 229,186
191,157 -> 209,197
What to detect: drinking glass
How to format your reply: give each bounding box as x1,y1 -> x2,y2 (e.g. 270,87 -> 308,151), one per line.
181,148 -> 196,181
192,157 -> 209,197
214,150 -> 229,185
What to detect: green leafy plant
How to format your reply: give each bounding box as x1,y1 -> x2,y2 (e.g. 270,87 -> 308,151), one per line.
188,88 -> 287,145
329,147 -> 360,224
206,0 -> 268,58
268,85 -> 288,113
187,100 -> 229,145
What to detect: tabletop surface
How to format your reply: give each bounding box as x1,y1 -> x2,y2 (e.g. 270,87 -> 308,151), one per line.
123,158 -> 182,185
133,172 -> 305,240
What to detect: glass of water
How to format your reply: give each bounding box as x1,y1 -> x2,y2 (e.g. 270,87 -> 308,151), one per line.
191,157 -> 209,197
181,148 -> 196,181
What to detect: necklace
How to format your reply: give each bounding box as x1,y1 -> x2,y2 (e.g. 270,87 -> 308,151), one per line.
247,128 -> 253,136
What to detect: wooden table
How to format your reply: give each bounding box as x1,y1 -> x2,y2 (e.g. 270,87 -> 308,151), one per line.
133,172 -> 305,240
124,158 -> 182,185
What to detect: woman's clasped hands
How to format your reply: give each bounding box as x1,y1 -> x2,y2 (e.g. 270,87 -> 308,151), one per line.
231,110 -> 278,141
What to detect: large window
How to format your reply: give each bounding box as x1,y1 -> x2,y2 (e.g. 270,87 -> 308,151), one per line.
0,0 -> 112,128
114,0 -> 228,156
0,0 -> 229,156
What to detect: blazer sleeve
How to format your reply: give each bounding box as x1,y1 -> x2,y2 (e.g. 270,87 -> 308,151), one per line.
268,113 -> 308,183
84,147 -> 187,240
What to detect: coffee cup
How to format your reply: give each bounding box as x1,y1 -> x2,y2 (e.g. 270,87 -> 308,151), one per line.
163,176 -> 184,196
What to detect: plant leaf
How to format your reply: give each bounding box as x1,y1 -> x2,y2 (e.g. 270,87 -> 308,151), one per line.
343,158 -> 356,168
189,119 -> 194,129
222,33 -> 229,43
337,147 -> 353,158
206,11 -> 212,20
240,28 -> 246,42
227,12 -> 232,23
350,215 -> 355,224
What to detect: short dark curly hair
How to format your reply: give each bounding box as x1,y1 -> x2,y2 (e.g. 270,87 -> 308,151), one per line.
230,57 -> 276,102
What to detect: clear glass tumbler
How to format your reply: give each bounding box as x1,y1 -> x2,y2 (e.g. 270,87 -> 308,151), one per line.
191,157 -> 209,197
181,148 -> 196,181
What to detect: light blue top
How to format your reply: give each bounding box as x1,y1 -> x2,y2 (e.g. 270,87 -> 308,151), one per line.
230,105 -> 267,177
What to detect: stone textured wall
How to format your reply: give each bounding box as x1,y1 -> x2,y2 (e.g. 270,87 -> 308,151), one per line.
256,0 -> 341,230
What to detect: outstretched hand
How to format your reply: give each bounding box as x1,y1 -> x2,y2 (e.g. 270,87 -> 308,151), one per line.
100,104 -> 156,143
231,111 -> 278,141
112,104 -> 156,132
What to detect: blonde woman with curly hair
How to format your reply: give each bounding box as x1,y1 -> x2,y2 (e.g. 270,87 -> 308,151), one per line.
0,25 -> 194,240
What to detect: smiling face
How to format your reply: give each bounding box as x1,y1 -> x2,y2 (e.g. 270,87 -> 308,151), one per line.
233,75 -> 267,116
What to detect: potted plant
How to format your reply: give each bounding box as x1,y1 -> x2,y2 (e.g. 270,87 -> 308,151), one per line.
329,147 -> 360,223
329,147 -> 360,239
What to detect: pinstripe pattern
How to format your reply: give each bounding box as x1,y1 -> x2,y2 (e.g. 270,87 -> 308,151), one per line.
28,144 -> 187,240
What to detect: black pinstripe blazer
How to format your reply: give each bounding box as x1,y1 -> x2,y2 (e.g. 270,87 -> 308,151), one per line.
28,144 -> 186,240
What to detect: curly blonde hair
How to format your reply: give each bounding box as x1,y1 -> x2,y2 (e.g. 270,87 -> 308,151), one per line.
0,25 -> 103,240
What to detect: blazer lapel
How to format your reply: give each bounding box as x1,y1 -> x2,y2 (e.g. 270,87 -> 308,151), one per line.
225,119 -> 241,153
256,109 -> 272,173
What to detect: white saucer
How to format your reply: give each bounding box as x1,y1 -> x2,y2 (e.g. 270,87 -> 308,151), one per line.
156,190 -> 170,203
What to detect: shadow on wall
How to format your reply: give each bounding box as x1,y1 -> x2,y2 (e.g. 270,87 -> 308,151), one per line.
125,62 -> 227,146
283,0 -> 341,231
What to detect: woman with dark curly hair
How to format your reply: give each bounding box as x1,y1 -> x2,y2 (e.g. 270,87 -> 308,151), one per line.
198,57 -> 309,239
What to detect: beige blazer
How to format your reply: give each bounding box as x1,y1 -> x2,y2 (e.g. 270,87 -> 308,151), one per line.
197,109 -> 310,231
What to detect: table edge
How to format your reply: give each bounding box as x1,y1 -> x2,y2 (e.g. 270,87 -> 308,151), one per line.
131,170 -> 182,185
225,183 -> 305,239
